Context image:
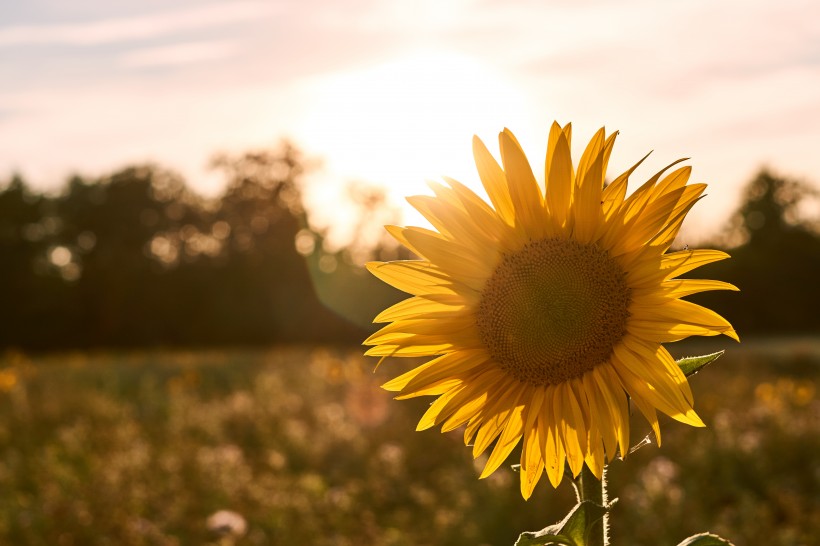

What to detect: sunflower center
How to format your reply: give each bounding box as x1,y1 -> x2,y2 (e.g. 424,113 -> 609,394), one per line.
476,238 -> 631,386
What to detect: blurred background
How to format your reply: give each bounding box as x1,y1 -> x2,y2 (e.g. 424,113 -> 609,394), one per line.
0,1 -> 818,544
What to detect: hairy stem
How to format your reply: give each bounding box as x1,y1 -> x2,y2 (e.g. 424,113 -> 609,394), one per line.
577,465 -> 609,546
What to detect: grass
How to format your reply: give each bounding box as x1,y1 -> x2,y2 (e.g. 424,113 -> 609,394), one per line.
0,342 -> 817,545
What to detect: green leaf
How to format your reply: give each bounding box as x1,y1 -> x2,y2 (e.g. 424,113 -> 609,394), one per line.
560,501 -> 607,545
676,351 -> 724,377
676,532 -> 735,545
514,501 -> 608,546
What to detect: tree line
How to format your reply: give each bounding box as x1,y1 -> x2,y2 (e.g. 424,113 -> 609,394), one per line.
0,144 -> 405,350
688,169 -> 820,336
1,148 -> 817,350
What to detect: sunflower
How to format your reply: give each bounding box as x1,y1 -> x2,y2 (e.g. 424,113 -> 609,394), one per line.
364,122 -> 738,499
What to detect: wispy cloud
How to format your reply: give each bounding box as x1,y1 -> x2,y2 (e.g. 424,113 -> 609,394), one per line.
0,1 -> 279,47
121,40 -> 239,68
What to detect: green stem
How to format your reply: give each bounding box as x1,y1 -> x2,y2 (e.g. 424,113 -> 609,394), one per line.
577,465 -> 609,546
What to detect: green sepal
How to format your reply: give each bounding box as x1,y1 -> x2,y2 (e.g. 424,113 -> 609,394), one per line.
676,351 -> 724,377
514,500 -> 607,546
676,532 -> 735,545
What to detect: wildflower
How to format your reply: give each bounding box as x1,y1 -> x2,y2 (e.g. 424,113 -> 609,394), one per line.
207,509 -> 247,538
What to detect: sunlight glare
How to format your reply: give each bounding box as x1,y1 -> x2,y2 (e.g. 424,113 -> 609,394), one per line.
297,50 -> 531,235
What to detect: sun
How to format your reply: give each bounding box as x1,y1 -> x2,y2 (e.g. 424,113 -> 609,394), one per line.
296,50 -> 531,224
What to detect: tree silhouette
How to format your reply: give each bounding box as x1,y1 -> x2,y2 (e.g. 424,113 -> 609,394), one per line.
7,155 -> 815,350
693,169 -> 820,335
723,169 -> 819,248
0,144 -> 365,350
0,175 -> 52,346
202,144 -> 356,343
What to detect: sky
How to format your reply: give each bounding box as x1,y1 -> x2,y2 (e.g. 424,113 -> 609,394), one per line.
1,0 -> 819,247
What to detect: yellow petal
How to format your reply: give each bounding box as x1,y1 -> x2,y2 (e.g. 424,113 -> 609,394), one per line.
481,403 -> 525,479
653,165 -> 691,196
573,151 -> 604,243
472,383 -> 526,457
659,279 -> 739,298
382,358 -> 438,391
662,248 -> 731,278
545,122 -> 564,176
384,225 -> 422,257
473,135 -> 515,225
416,385 -> 465,431
402,228 -> 493,287
464,414 -> 483,446
400,349 -> 489,397
601,151 -> 651,221
576,127 -> 606,187
561,123 -> 573,147
599,131 -> 619,180
628,388 -> 662,446
440,177 -> 510,241
499,129 -> 545,238
583,372 -> 617,461
540,388 -> 567,487
646,185 -> 706,250
414,367 -> 504,431
556,382 -> 587,477
441,390 -> 492,432
629,299 -> 739,342
584,419 -> 605,480
520,427 -> 545,499
373,295 -> 466,323
627,249 -> 730,287
406,194 -> 498,260
395,378 -> 461,399
593,366 -> 631,458
613,354 -> 704,428
610,187 -> 687,257
365,342 -> 453,358
364,315 -> 476,345
545,129 -> 574,230
608,159 -> 689,240
613,342 -> 698,422
518,388 -> 546,498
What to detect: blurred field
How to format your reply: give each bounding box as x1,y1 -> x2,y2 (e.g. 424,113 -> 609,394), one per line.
0,341 -> 817,546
